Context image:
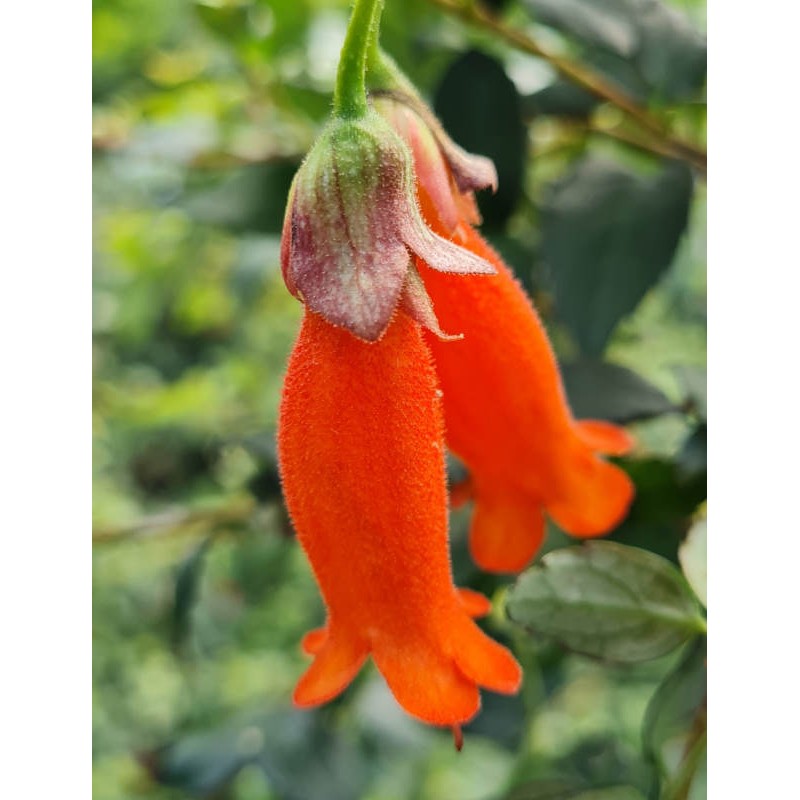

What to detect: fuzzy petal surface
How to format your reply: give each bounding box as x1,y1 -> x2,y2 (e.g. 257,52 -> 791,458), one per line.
278,310 -> 521,724
413,192 -> 635,572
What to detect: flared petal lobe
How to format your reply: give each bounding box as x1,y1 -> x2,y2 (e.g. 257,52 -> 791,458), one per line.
416,227 -> 635,573
277,310 -> 521,725
372,100 -> 635,572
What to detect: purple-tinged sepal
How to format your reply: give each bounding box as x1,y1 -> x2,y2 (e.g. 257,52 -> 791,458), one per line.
371,89 -> 497,196
280,109 -> 494,342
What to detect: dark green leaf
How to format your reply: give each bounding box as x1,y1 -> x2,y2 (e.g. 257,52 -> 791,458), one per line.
507,782 -> 646,800
479,0 -> 514,11
256,710 -> 369,800
676,424 -> 707,479
172,535 -> 214,651
555,737 -> 655,793
129,428 -> 220,497
561,360 -> 677,423
434,49 -> 526,229
484,231 -> 539,294
506,780 -> 586,800
523,0 -> 639,57
643,638 -> 706,774
506,542 -> 706,663
463,689 -> 527,751
523,81 -> 599,120
634,1 -> 707,100
541,158 -> 693,355
241,431 -> 282,502
582,48 -> 651,101
608,459 -> 706,564
140,722 -> 260,797
143,710 -> 370,800
521,0 -> 706,101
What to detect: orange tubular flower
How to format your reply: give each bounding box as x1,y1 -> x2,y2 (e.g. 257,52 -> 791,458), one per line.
278,309 -> 521,729
374,93 -> 635,574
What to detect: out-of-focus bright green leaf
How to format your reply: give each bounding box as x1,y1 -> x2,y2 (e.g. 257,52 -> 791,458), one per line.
506,542 -> 706,662
542,158 -> 693,356
561,360 -> 677,423
434,49 -> 526,229
194,0 -> 251,44
678,519 -> 706,606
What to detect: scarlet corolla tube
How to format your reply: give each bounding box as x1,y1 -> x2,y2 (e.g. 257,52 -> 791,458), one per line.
278,310 -> 521,726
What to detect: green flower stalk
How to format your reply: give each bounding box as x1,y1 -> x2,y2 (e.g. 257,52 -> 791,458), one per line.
279,0 -> 496,341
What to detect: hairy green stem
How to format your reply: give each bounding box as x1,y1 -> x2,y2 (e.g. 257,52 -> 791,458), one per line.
334,0 -> 385,118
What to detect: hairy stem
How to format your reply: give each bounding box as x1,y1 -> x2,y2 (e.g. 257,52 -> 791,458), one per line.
334,0 -> 385,118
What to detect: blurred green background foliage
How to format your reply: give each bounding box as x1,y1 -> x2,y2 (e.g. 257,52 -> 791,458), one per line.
93,0 -> 706,797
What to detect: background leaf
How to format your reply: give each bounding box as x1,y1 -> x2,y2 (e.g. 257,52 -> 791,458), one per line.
171,535 -> 214,653
434,49 -> 527,229
674,365 -> 707,420
141,710 -> 370,800
541,157 -> 694,355
678,518 -> 707,606
607,458 -> 706,563
642,638 -> 706,777
507,781 -> 647,800
93,0 -> 707,795
677,423 -> 707,479
561,360 -> 677,423
521,0 -> 706,100
506,542 -> 706,662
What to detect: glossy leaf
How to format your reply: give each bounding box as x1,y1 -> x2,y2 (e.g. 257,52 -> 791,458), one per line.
521,0 -> 706,100
507,542 -> 706,662
643,638 -> 706,775
561,360 -> 677,423
541,158 -> 693,356
434,49 -> 526,229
